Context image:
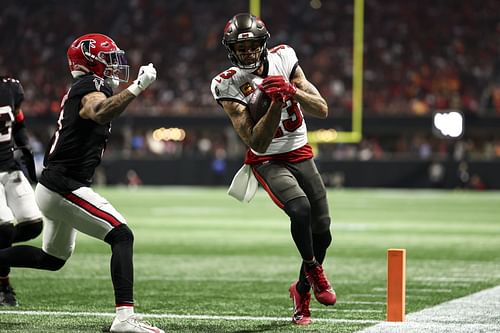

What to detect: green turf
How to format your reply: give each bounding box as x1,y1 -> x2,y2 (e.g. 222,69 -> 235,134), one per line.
1,187 -> 499,332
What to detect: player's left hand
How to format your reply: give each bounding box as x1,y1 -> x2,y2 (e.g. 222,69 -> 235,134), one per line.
259,75 -> 297,102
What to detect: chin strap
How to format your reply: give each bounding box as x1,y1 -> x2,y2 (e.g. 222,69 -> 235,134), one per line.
70,70 -> 88,78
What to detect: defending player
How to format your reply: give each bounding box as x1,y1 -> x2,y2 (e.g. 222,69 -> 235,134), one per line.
210,13 -> 336,325
0,34 -> 164,333
0,75 -> 43,306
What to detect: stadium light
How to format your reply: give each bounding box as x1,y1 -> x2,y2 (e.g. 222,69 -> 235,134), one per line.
432,110 -> 464,139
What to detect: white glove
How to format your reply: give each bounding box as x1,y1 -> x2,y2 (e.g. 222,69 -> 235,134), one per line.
127,63 -> 157,96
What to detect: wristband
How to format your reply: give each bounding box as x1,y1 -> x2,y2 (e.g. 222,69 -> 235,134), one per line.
127,83 -> 142,96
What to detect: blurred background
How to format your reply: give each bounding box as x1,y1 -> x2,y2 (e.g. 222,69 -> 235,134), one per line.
1,0 -> 499,188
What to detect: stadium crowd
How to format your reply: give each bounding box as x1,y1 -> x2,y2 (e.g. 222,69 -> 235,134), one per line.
1,0 -> 499,117
2,0 -> 500,190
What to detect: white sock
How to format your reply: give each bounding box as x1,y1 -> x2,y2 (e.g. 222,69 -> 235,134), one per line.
116,305 -> 134,320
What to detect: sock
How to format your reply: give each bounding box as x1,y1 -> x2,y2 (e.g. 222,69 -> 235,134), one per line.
0,223 -> 15,278
296,259 -> 321,294
116,305 -> 134,320
104,226 -> 135,306
304,258 -> 318,267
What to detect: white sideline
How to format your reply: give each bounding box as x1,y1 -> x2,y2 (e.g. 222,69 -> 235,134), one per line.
0,310 -> 380,325
356,285 -> 500,333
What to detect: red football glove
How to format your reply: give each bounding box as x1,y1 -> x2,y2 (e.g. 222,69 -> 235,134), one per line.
258,75 -> 297,102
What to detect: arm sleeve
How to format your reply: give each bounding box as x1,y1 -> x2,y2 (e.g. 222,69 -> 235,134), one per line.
11,80 -> 25,109
13,112 -> 30,148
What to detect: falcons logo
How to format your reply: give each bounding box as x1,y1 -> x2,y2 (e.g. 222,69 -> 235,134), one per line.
79,39 -> 96,61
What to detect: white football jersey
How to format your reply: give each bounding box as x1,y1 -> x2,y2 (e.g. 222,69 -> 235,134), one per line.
211,45 -> 308,156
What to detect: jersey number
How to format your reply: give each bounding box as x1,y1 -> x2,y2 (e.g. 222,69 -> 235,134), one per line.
215,69 -> 237,83
274,101 -> 303,138
48,91 -> 69,155
0,106 -> 14,143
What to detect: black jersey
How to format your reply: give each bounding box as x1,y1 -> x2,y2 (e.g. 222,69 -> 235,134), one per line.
0,77 -> 24,171
40,74 -> 113,193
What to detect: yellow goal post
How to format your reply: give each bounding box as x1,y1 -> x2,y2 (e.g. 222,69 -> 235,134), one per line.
250,0 -> 364,144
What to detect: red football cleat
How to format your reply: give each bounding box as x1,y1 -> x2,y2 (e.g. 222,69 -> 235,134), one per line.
304,264 -> 337,306
289,281 -> 312,325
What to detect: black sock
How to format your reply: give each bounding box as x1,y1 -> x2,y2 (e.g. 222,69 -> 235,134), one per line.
0,223 -> 15,278
284,197 -> 314,261
105,225 -> 134,305
297,231 -> 332,294
297,263 -> 311,294
304,258 -> 319,267
0,246 -> 65,271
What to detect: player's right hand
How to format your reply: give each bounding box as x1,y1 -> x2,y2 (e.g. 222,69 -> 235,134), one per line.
259,75 -> 297,102
127,63 -> 157,96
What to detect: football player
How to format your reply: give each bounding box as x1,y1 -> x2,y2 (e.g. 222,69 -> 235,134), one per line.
0,34 -> 164,333
210,13 -> 336,325
0,75 -> 43,306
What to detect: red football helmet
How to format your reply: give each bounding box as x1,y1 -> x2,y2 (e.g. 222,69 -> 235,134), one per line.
67,33 -> 129,83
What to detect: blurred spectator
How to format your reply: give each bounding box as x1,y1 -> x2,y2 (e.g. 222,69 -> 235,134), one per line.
0,0 -> 499,116
468,174 -> 486,190
126,169 -> 143,188
2,0 -> 499,170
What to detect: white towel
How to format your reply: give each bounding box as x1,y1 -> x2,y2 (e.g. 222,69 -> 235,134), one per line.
227,164 -> 258,202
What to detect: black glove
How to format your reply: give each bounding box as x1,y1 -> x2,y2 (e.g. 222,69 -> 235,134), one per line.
14,146 -> 37,183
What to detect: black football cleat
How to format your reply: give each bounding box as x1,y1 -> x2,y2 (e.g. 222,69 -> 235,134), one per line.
0,284 -> 18,306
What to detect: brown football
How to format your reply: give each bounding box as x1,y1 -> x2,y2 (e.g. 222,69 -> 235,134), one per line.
247,88 -> 271,122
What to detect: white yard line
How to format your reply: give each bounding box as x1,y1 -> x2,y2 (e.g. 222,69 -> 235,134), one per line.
311,308 -> 383,313
342,301 -> 386,305
0,309 -> 380,325
356,285 -> 500,333
372,287 -> 452,293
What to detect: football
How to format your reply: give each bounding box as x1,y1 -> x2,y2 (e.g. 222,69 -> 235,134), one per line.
247,88 -> 271,122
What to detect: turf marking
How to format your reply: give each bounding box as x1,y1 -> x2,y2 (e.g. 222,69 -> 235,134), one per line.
0,310 -> 381,325
372,287 -> 452,293
342,301 -> 385,305
356,285 -> 500,333
310,308 -> 383,313
413,276 -> 497,283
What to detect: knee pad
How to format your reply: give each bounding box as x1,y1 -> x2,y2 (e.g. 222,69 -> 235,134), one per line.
104,225 -> 134,246
14,219 -> 43,243
40,251 -> 66,271
284,197 -> 311,223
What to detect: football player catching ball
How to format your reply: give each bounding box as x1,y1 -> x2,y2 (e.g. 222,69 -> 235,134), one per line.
211,13 -> 336,325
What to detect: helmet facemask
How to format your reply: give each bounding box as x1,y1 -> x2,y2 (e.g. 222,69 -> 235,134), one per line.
100,50 -> 129,83
227,38 -> 268,71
